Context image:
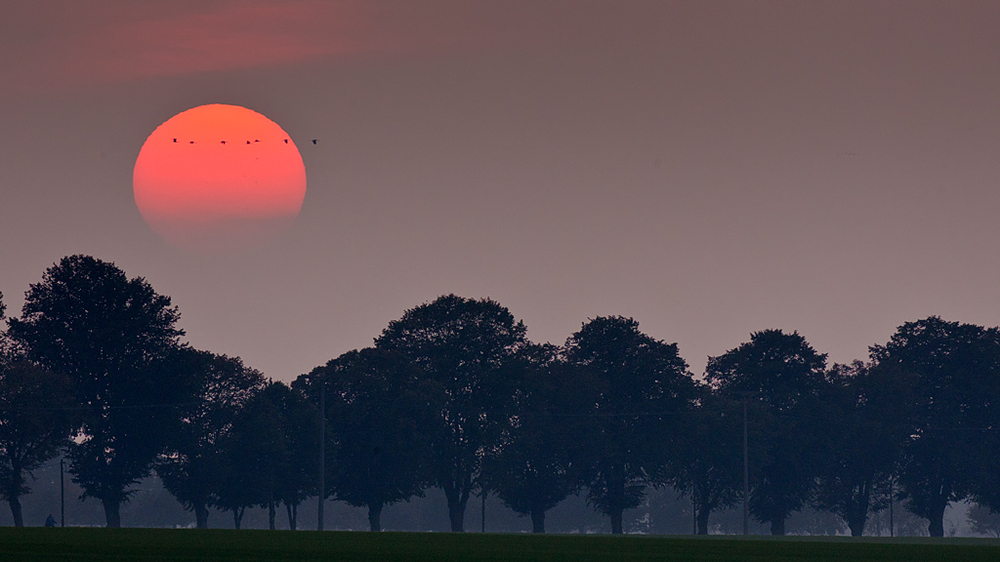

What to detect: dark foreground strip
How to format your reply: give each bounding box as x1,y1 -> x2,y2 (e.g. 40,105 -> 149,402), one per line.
1,528 -> 999,562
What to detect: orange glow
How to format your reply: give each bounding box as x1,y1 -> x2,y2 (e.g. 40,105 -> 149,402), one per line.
133,104 -> 306,251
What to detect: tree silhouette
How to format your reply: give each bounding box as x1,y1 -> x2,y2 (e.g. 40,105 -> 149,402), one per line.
482,344 -> 590,533
672,389 -> 746,535
214,381 -> 316,530
565,316 -> 697,534
0,355 -> 75,526
214,383 -> 283,529
706,329 -> 827,535
870,316 -> 1000,537
274,381 -> 320,530
6,255 -> 186,527
298,348 -> 442,531
156,349 -> 266,529
375,294 -> 527,532
813,361 -> 913,536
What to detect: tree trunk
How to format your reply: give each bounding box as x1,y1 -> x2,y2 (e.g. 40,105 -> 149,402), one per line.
7,461 -> 26,528
928,517 -> 944,537
530,508 -> 545,533
847,482 -> 871,537
368,502 -> 383,532
194,502 -> 209,529
233,507 -> 245,529
847,508 -> 866,537
696,504 -> 711,535
444,484 -> 468,532
102,497 -> 121,528
921,489 -> 949,537
610,509 -> 624,534
286,502 -> 298,531
770,517 -> 785,536
928,504 -> 946,537
8,496 -> 23,527
268,500 -> 276,530
448,500 -> 465,532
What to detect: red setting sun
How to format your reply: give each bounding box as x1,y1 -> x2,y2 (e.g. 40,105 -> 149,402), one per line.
133,104 -> 306,252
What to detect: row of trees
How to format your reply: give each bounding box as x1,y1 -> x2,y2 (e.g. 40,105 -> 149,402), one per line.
2,255 -> 1000,537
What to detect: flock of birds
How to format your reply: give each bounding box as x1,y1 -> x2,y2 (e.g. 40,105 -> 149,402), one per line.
171,138 -> 318,145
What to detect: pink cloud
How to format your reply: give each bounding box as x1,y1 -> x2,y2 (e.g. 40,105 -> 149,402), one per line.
3,0 -> 486,92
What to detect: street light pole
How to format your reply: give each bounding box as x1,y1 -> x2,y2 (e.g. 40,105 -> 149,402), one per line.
60,458 -> 65,528
889,477 -> 894,537
742,398 -> 749,536
318,378 -> 325,531
692,489 -> 697,535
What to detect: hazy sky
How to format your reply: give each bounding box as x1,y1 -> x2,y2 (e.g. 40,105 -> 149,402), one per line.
2,0 -> 999,381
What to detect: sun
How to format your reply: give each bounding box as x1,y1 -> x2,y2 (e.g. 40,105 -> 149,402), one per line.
133,104 -> 307,252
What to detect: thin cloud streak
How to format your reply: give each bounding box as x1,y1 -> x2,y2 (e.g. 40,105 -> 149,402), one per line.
2,0 -> 485,93
77,1 -> 363,79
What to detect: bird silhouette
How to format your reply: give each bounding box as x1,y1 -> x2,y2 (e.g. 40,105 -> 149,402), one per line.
254,139 -> 260,143
246,140 -> 251,144
312,139 -> 317,145
284,139 -> 289,144
189,141 -> 195,144
172,138 -> 177,143
221,140 -> 227,144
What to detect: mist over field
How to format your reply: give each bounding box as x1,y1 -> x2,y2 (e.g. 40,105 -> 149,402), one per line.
4,457 -> 973,537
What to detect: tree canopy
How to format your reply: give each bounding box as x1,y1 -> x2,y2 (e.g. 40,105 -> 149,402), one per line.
156,349 -> 266,529
375,294 -> 528,532
870,316 -> 1000,537
565,316 -> 697,534
482,343 -> 590,533
6,255 -> 188,527
706,329 -> 827,535
0,355 -> 75,526
298,347 -> 442,531
672,388 -> 746,535
812,361 -> 913,536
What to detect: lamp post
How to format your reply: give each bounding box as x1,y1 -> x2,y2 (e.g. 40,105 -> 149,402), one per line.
60,458 -> 65,527
317,377 -> 326,531
692,489 -> 697,535
742,397 -> 749,536
728,390 -> 755,536
889,477 -> 894,537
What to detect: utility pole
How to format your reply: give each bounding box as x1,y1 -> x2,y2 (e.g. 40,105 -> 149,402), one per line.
60,458 -> 65,527
889,477 -> 894,538
318,378 -> 325,531
692,489 -> 697,535
742,398 -> 749,536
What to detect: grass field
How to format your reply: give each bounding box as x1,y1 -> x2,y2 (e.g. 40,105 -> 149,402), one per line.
2,528 -> 999,562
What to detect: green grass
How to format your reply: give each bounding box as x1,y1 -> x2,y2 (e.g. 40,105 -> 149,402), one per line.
1,528 -> 999,562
